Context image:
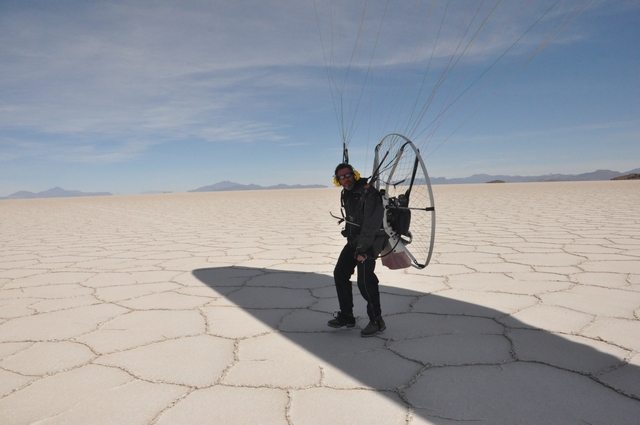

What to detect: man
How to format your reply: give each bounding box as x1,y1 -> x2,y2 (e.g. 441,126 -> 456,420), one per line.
329,163 -> 388,337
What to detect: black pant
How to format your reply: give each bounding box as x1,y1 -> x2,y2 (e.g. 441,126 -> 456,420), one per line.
333,243 -> 382,321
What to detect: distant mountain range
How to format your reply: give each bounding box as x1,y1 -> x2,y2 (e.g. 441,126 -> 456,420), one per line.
430,168 -> 640,184
2,168 -> 638,199
188,168 -> 639,193
188,181 -> 327,192
1,186 -> 112,200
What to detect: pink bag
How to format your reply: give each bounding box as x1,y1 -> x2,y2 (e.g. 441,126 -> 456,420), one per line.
380,242 -> 412,269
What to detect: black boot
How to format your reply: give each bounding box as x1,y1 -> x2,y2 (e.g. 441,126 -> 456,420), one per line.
327,311 -> 356,328
360,318 -> 386,337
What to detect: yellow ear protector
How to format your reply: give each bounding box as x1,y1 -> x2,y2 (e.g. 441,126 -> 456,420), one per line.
333,169 -> 360,186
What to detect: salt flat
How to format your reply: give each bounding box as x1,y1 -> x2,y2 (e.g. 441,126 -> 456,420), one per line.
1,181 -> 639,424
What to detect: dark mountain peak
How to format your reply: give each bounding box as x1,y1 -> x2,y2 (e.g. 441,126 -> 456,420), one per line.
2,187 -> 112,200
189,181 -> 327,192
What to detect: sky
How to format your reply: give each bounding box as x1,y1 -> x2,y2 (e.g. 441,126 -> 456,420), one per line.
1,0 -> 638,196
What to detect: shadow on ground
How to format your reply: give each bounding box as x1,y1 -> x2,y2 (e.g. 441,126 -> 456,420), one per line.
193,266 -> 640,424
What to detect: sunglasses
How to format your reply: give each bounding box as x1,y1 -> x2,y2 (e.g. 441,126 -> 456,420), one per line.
336,172 -> 353,181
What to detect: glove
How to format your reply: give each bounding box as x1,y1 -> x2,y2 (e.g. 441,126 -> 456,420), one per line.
354,253 -> 368,262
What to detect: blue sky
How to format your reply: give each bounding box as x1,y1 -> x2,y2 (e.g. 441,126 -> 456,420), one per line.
1,0 -> 638,196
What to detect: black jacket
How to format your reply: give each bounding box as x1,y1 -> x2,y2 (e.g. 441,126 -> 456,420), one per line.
341,178 -> 387,257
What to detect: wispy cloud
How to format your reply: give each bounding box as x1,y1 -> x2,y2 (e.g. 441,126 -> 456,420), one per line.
0,0 -> 324,162
278,142 -> 312,147
0,0 -> 636,185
